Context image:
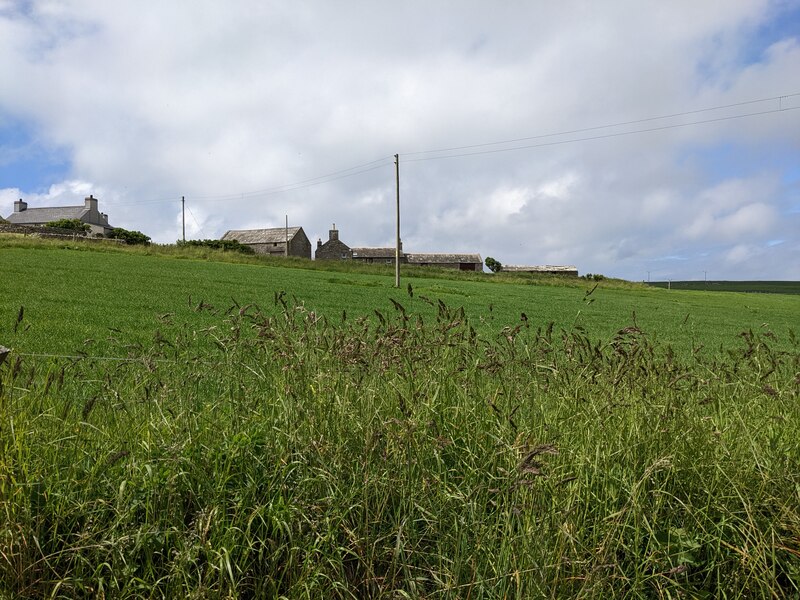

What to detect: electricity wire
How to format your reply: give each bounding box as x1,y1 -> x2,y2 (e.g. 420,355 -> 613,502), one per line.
404,105 -> 800,162
403,92 -> 800,158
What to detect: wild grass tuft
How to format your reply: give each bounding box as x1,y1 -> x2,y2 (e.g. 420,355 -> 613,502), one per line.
1,294 -> 799,598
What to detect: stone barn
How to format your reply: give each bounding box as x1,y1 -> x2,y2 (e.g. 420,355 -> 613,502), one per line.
221,227 -> 311,258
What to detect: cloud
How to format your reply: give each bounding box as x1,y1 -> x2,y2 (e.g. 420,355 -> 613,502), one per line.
1,0 -> 798,279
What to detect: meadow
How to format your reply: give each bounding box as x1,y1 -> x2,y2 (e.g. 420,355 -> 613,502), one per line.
1,238 -> 799,598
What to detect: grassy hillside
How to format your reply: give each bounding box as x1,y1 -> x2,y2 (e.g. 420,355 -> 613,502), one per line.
1,238 -> 799,598
1,239 -> 798,358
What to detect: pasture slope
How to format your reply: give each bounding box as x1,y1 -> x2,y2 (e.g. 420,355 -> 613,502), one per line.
1,238 -> 799,599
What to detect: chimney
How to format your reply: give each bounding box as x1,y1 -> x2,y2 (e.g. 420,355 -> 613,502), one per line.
329,223 -> 339,241
14,199 -> 27,212
84,195 -> 98,211
317,238 -> 322,249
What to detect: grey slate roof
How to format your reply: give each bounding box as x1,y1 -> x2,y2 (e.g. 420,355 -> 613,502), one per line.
7,205 -> 91,225
350,247 -> 400,259
406,253 -> 483,264
221,227 -> 303,244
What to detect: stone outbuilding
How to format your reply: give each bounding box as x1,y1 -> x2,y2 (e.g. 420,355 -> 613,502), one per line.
221,226 -> 311,258
503,265 -> 579,276
5,195 -> 114,236
406,253 -> 483,271
316,224 -> 407,264
315,224 -> 482,271
350,246 -> 407,265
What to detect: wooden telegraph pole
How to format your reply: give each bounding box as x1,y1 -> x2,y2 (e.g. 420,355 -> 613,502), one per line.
395,153 -> 400,288
181,196 -> 186,242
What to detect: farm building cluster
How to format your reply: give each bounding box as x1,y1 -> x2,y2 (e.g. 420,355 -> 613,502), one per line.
221,224 -> 483,271
4,198 -> 578,275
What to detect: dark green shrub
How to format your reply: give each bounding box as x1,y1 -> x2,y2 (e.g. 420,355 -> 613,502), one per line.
46,219 -> 90,233
107,227 -> 151,245
177,239 -> 255,254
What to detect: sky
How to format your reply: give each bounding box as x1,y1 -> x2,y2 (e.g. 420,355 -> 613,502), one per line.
1,0 -> 799,281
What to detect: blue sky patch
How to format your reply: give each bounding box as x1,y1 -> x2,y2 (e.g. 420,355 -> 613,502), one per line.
0,115 -> 71,192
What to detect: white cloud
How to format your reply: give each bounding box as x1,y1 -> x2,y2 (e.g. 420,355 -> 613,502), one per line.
1,0 -> 798,279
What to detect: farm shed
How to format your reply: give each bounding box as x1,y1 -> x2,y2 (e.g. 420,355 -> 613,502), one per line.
406,253 -> 483,271
5,196 -> 114,236
221,227 -> 311,258
503,265 -> 579,276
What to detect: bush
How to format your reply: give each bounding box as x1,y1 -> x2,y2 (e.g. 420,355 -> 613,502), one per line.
177,239 -> 255,254
107,227 -> 151,245
46,219 -> 90,233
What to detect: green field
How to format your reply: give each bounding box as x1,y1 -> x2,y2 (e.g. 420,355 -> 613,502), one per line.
2,240 -> 798,357
1,238 -> 799,598
648,281 -> 800,295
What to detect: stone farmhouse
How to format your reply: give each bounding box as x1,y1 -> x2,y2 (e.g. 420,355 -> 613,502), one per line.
315,225 -> 483,271
221,227 -> 311,258
5,195 -> 114,236
503,265 -> 579,276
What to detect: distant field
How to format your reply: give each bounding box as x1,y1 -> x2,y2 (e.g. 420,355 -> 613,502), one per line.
2,238 -> 799,598
648,280 -> 800,294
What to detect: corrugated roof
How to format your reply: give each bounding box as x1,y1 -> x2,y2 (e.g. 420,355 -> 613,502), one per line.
406,253 -> 483,264
504,265 -> 578,272
6,206 -> 90,224
350,247 -> 399,259
222,227 -> 303,244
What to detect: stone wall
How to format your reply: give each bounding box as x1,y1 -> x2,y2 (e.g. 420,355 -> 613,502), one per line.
0,224 -> 120,243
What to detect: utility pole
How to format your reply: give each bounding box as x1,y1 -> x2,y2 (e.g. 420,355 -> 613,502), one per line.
394,153 -> 400,288
181,196 -> 186,242
285,215 -> 289,257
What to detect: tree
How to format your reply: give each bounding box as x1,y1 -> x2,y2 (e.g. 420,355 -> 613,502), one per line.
485,256 -> 503,273
46,219 -> 90,233
107,227 -> 151,245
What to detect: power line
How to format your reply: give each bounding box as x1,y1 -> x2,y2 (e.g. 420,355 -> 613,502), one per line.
403,105 -> 800,162
190,155 -> 394,201
402,92 -> 800,160
184,204 -> 207,238
106,156 -> 394,207
47,92 -> 800,207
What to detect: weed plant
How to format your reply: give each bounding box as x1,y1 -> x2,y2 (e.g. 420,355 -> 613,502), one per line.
1,294 -> 798,598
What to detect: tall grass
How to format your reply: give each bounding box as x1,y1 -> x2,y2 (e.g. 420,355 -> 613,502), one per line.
1,295 -> 798,598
